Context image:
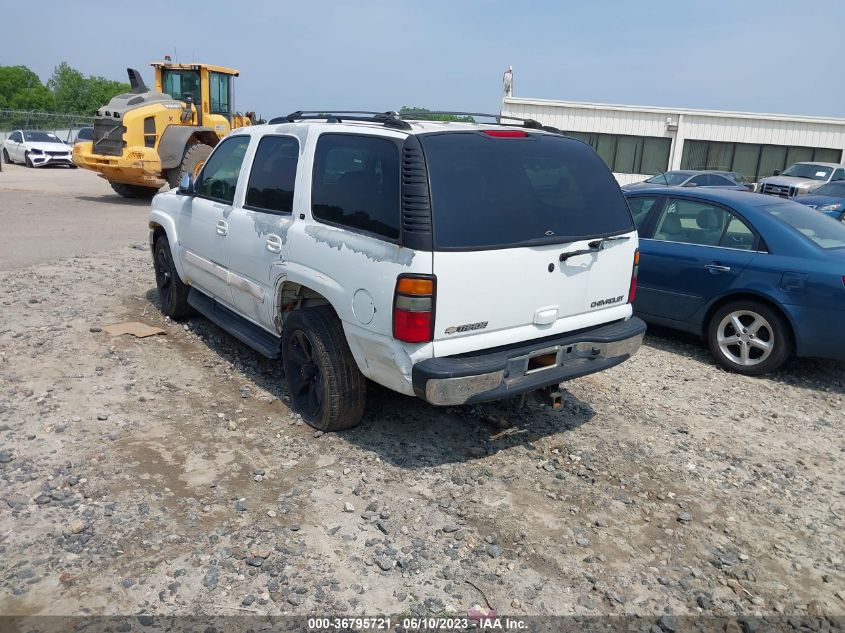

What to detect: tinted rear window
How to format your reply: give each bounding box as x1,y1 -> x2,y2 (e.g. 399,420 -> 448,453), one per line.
420,132 -> 634,249
763,201 -> 845,250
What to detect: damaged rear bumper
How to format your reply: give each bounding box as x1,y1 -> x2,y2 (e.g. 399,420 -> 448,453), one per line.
412,317 -> 646,406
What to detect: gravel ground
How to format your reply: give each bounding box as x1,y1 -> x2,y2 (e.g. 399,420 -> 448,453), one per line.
1,243 -> 843,627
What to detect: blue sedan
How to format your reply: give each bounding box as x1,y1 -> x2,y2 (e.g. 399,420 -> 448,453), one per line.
794,181 -> 845,221
625,187 -> 845,374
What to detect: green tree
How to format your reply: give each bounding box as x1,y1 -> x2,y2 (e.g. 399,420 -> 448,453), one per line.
399,106 -> 475,123
47,62 -> 129,114
0,66 -> 55,110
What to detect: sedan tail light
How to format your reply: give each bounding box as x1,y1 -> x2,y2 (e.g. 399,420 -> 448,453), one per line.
393,275 -> 436,343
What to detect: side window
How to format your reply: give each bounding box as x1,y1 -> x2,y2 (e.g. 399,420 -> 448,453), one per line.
311,134 -> 401,240
209,72 -> 230,115
714,175 -> 735,186
719,215 -> 755,250
653,199 -> 729,246
10,131 -> 21,142
244,136 -> 299,214
195,135 -> 250,204
627,196 -> 658,230
687,175 -> 707,186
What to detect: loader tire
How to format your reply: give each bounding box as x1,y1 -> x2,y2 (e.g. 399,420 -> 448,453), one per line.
166,142 -> 213,189
110,182 -> 159,199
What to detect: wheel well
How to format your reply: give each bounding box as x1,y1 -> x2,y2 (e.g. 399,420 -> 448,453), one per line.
702,293 -> 795,343
149,222 -> 166,243
189,131 -> 218,149
274,281 -> 333,330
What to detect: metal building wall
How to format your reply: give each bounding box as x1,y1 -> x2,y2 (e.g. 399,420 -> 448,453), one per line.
501,97 -> 845,185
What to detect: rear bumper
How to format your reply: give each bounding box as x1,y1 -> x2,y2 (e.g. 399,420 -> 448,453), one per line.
412,317 -> 647,405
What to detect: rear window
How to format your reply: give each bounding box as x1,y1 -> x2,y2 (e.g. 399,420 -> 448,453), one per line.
419,132 -> 633,249
763,201 -> 845,250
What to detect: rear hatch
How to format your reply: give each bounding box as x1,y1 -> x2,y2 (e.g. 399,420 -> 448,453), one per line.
419,130 -> 637,356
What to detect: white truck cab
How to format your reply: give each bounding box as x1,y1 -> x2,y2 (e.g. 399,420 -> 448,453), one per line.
149,111 -> 646,431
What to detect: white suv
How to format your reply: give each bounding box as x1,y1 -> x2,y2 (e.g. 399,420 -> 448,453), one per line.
149,111 -> 646,431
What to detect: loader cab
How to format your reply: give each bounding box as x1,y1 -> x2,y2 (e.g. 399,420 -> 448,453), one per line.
152,62 -> 240,136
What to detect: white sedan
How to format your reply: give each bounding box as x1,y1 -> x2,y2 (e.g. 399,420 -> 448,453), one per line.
2,130 -> 75,168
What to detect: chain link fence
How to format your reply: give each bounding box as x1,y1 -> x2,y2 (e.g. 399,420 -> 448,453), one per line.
0,109 -> 93,143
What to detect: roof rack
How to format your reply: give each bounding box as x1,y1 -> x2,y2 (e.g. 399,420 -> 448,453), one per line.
397,110 -> 563,134
267,110 -> 563,134
270,111 -> 412,130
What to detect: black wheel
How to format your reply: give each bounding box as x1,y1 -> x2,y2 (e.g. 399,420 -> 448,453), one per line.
2,148 -> 11,164
281,306 -> 366,432
110,182 -> 159,199
165,142 -> 214,189
153,236 -> 194,320
25,152 -> 33,167
707,300 -> 791,375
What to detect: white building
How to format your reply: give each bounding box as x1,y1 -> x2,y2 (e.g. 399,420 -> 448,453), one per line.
500,96 -> 845,186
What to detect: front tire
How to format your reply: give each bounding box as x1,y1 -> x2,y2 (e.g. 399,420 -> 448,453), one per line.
25,152 -> 33,167
165,142 -> 214,189
281,306 -> 366,432
110,182 -> 159,199
153,236 -> 194,320
707,300 -> 791,375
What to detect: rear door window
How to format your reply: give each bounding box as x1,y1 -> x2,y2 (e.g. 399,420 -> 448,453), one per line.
244,136 -> 299,214
419,132 -> 633,249
311,134 -> 401,241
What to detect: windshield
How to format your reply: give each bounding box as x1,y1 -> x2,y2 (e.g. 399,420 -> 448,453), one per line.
420,132 -> 634,249
763,201 -> 845,249
645,172 -> 689,185
813,182 -> 845,198
781,163 -> 833,180
162,69 -> 201,101
24,131 -> 62,143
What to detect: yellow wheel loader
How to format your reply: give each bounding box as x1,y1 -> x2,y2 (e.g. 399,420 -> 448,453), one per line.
74,62 -> 258,198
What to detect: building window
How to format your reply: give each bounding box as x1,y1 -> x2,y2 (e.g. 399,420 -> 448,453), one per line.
565,132 -> 671,176
681,140 -> 842,182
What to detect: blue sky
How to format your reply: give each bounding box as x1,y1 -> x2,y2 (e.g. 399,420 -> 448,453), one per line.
3,0 -> 845,118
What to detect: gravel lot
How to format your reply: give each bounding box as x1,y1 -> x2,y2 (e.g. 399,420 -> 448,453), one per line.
0,169 -> 843,627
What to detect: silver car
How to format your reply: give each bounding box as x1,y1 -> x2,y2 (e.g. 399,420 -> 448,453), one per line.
757,161 -> 845,198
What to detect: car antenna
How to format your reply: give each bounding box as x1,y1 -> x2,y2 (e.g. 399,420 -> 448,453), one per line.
657,169 -> 669,186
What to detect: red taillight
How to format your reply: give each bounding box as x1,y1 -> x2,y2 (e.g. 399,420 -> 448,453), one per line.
628,249 -> 640,303
842,275 -> 845,287
482,130 -> 527,138
393,275 -> 436,343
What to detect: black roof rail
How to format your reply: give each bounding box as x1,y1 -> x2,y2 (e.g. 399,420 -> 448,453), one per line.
266,110 -> 562,134
269,110 -> 412,130
397,110 -> 563,134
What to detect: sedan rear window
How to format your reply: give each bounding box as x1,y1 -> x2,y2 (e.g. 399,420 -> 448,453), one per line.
763,201 -> 845,249
420,132 -> 633,249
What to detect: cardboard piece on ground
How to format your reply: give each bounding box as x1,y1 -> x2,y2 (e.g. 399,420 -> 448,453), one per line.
101,322 -> 166,338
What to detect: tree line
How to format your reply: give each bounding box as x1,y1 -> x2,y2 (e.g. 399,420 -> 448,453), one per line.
0,63 -> 129,115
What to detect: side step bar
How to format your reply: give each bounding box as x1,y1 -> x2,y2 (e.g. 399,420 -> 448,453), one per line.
188,288 -> 282,359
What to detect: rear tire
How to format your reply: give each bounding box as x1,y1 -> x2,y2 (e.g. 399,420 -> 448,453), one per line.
706,300 -> 791,375
110,182 -> 159,199
153,236 -> 194,320
281,306 -> 366,432
2,149 -> 11,164
165,142 -> 214,189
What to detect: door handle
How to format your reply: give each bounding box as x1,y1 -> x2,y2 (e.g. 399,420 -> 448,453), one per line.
266,234 -> 282,253
705,263 -> 731,273
216,220 -> 228,236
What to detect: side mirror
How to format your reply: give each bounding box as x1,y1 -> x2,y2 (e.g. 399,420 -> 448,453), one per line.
178,173 -> 195,195
773,169 -> 781,176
